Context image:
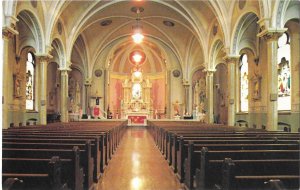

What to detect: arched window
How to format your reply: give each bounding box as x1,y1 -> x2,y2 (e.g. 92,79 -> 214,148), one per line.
26,52 -> 35,110
240,54 -> 248,112
277,33 -> 291,111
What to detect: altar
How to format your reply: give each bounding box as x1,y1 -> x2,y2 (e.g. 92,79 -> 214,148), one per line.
127,114 -> 147,126
120,71 -> 153,124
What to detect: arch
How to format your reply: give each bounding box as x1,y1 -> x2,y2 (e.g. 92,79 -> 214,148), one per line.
282,2 -> 300,26
71,34 -> 89,77
231,12 -> 259,55
209,38 -> 225,69
52,38 -> 66,69
273,0 -> 291,28
16,9 -> 45,54
90,35 -> 182,79
65,1 -> 207,63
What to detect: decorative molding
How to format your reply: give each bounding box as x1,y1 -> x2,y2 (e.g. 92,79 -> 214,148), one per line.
223,55 -> 240,64
35,54 -> 53,63
2,26 -> 18,39
257,28 -> 287,41
203,69 -> 216,76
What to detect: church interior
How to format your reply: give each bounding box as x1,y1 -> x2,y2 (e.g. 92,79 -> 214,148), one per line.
1,0 -> 300,190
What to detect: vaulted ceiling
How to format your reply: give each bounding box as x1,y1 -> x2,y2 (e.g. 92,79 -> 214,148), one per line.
63,1 -> 221,78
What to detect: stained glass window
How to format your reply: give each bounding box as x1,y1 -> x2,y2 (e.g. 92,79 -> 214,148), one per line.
277,33 -> 291,111
240,54 -> 248,112
26,52 -> 35,110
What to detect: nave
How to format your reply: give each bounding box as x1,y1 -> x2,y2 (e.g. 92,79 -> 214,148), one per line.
97,127 -> 182,190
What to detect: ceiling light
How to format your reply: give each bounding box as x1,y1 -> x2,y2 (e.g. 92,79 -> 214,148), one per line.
131,7 -> 144,44
132,32 -> 144,44
133,53 -> 142,63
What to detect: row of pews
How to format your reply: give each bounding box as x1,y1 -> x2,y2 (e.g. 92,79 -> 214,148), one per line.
2,121 -> 127,190
148,121 -> 300,190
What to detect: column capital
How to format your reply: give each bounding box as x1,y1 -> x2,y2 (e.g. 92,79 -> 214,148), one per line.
223,55 -> 240,64
2,26 -> 18,39
182,79 -> 190,86
204,69 -> 216,76
257,28 -> 287,42
59,67 -> 72,73
84,78 -> 92,86
35,54 -> 53,62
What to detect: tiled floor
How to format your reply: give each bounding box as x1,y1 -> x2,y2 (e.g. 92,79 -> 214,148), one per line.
97,127 -> 183,190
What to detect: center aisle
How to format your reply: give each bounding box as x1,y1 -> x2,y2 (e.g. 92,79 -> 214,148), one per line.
97,127 -> 182,190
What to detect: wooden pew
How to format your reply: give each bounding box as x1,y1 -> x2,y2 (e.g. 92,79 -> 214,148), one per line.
171,134 -> 300,172
192,148 -> 300,190
221,158 -> 300,190
3,135 -> 105,175
3,144 -> 93,190
181,141 -> 300,187
2,155 -> 82,190
3,139 -> 101,182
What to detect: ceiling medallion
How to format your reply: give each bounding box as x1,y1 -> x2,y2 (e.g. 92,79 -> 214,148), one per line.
163,20 -> 175,27
239,0 -> 246,10
57,22 -> 62,35
172,70 -> 181,78
100,20 -> 112,26
94,69 -> 103,77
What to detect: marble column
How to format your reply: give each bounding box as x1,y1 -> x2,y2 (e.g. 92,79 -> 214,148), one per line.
183,80 -> 190,114
84,80 -> 92,115
2,27 -> 18,129
224,56 -> 239,126
205,70 -> 215,123
36,55 -> 51,125
258,29 -> 286,131
60,68 -> 71,122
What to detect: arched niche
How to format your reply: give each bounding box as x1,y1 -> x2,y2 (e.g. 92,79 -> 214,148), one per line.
213,63 -> 228,124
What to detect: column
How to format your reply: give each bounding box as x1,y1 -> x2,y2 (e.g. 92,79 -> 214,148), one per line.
183,80 -> 190,113
224,56 -> 239,126
2,27 -> 18,129
166,70 -> 171,118
205,70 -> 215,123
84,80 -> 92,115
36,55 -> 51,125
258,29 -> 286,131
82,84 -> 86,114
60,68 -> 71,122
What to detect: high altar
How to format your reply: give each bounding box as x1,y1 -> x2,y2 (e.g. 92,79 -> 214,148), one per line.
121,71 -> 153,124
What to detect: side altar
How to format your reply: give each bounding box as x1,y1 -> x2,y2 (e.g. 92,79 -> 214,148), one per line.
120,71 -> 153,125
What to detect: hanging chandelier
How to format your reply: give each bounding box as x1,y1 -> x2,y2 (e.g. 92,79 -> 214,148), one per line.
131,7 -> 144,44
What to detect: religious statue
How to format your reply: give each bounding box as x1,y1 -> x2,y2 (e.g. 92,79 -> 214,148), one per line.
49,90 -> 55,106
193,81 -> 200,107
75,82 -> 81,102
173,100 -> 181,116
251,68 -> 262,100
14,74 -> 21,98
